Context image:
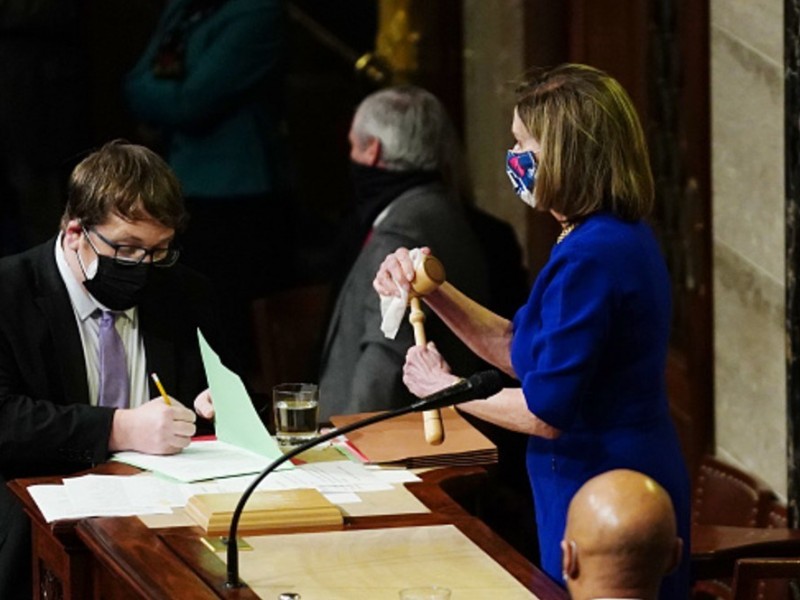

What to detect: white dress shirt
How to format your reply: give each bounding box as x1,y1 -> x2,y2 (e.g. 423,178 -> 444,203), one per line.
54,235 -> 149,408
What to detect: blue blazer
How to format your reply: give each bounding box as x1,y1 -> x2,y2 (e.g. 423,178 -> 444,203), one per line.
511,212 -> 691,598
125,0 -> 285,197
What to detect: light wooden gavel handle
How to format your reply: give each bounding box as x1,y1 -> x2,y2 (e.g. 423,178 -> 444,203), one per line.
409,255 -> 446,446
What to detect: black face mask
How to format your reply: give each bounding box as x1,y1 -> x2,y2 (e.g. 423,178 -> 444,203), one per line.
348,161 -> 440,228
79,253 -> 151,311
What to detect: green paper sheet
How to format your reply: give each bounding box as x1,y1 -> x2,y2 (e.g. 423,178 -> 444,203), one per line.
198,329 -> 286,463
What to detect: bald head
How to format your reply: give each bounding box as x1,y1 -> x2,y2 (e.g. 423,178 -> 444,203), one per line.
561,469 -> 682,600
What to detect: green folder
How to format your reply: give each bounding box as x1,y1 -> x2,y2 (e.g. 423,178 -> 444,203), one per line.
198,329 -> 286,464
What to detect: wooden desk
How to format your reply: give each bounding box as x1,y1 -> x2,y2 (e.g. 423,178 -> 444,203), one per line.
9,462 -> 137,600
11,464 -> 567,600
691,524 -> 800,580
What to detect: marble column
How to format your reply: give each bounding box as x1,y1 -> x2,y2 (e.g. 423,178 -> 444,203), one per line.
786,0 -> 800,525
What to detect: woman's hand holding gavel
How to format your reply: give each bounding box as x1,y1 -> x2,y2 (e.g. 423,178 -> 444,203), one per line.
374,247 -> 450,445
373,246 -> 432,298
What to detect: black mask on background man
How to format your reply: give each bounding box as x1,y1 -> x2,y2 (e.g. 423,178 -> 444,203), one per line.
348,162 -> 440,229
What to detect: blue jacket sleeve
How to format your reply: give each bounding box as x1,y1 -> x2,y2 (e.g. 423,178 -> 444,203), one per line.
519,253 -> 615,430
124,0 -> 282,130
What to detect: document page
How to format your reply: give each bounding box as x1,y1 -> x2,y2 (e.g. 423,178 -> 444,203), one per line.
28,461 -> 423,522
113,440 -> 281,483
28,473 -> 222,522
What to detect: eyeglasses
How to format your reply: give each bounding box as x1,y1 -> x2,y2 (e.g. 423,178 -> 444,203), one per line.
83,227 -> 180,267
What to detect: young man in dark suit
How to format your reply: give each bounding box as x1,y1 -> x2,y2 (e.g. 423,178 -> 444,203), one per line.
0,140 -> 232,598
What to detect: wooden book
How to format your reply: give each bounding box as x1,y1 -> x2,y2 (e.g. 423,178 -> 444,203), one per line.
185,488 -> 343,534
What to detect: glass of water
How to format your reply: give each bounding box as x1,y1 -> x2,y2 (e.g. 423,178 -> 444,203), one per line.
272,383 -> 319,446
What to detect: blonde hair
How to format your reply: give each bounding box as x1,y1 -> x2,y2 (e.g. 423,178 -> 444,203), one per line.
515,64 -> 653,221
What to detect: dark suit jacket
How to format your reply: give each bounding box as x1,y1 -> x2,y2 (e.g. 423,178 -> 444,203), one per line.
318,183 -> 490,420
0,238 -> 233,480
0,237 -> 236,597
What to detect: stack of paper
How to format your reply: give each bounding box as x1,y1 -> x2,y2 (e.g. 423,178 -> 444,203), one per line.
27,473 -> 211,522
112,440 -> 277,483
26,462 -> 421,523
330,409 -> 497,468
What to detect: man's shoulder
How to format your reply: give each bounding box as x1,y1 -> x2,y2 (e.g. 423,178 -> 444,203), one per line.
0,242 -> 61,330
0,240 -> 54,292
0,239 -> 49,266
389,182 -> 452,210
378,183 -> 468,232
369,185 -> 490,297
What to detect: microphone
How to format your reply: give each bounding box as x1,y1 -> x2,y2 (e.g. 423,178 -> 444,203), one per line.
409,370 -> 503,412
224,369 -> 503,588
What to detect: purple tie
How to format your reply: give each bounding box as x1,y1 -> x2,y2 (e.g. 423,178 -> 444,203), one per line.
97,310 -> 130,409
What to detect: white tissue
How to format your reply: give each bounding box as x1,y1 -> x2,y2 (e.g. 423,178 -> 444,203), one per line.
379,248 -> 424,339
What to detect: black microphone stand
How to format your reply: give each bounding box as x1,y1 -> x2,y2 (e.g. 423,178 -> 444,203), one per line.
225,400 -> 430,588
225,369 -> 503,588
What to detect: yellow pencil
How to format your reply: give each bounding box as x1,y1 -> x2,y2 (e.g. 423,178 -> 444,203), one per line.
150,372 -> 172,406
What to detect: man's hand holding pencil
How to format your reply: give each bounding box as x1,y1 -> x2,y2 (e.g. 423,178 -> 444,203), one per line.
105,373 -> 214,455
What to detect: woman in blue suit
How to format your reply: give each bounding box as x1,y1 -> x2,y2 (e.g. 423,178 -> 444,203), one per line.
373,64 -> 690,599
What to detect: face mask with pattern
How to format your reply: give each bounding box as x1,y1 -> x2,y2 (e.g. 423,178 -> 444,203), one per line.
505,149 -> 538,208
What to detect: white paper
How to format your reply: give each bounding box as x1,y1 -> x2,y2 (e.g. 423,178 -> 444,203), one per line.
212,460 -> 415,495
62,473 -> 205,510
29,477 -> 171,523
113,440 -> 286,483
27,485 -> 80,522
323,492 -> 362,504
367,468 -> 423,484
31,441 -> 422,522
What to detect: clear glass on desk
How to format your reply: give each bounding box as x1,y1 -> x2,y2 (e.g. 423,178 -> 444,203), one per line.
272,383 -> 319,445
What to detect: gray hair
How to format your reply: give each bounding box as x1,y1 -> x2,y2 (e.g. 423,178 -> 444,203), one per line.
351,85 -> 456,172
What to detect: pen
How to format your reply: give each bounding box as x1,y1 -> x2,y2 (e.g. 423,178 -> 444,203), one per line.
150,372 -> 172,406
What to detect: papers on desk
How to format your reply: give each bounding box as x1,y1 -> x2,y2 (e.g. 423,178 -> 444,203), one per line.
27,473 -> 217,523
211,460 -> 420,505
32,328 -> 437,523
27,462 -> 421,523
112,440 -> 279,483
111,329 -> 286,481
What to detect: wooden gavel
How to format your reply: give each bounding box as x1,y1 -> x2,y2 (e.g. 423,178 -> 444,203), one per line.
408,254 -> 447,445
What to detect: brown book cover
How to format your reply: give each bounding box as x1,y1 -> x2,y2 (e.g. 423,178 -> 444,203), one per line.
186,488 -> 343,534
330,409 -> 497,467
